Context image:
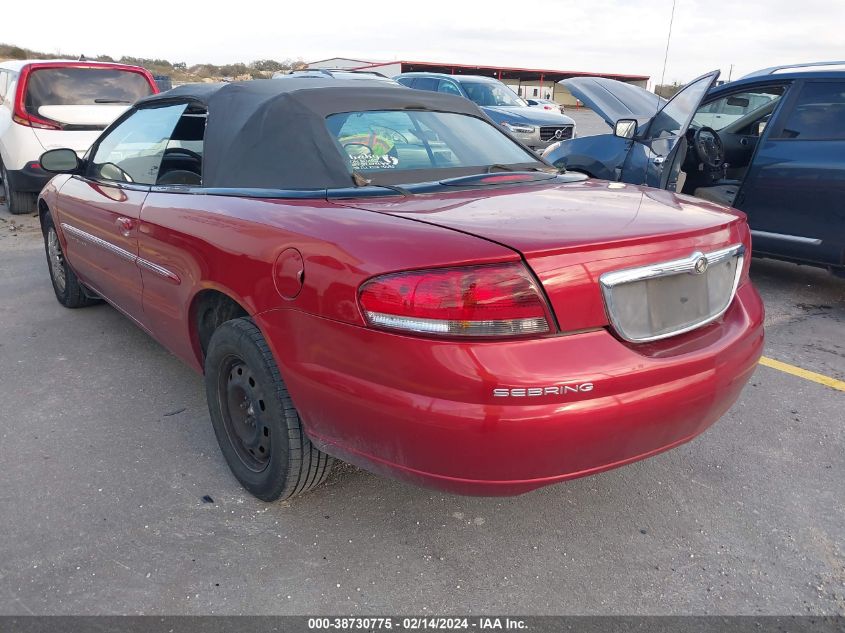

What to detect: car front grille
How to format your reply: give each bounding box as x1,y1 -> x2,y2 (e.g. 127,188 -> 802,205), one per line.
539,126 -> 574,142
599,244 -> 745,343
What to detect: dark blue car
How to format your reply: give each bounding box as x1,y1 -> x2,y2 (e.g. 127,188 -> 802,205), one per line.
543,63 -> 845,276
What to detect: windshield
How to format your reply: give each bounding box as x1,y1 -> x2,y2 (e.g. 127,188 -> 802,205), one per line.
25,67 -> 154,113
461,81 -> 527,107
692,87 -> 785,131
326,110 -> 543,183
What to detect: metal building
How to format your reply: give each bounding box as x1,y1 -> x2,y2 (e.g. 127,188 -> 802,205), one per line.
307,57 -> 649,106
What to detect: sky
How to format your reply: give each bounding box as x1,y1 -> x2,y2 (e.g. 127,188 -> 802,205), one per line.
5,0 -> 844,86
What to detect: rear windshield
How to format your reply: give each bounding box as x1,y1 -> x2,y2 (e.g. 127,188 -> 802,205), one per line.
25,67 -> 153,113
326,110 -> 542,183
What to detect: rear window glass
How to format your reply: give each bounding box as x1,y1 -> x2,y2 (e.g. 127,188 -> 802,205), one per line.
25,67 -> 153,114
326,110 -> 540,178
413,77 -> 439,91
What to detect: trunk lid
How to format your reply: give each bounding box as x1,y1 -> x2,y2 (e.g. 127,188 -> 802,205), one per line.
37,104 -> 129,127
31,105 -> 130,153
333,179 -> 748,333
29,127 -> 109,154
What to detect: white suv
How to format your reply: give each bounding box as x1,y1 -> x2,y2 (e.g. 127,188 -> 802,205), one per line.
0,60 -> 158,214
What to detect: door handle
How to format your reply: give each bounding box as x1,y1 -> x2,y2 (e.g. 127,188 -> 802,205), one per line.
115,217 -> 135,237
652,156 -> 666,165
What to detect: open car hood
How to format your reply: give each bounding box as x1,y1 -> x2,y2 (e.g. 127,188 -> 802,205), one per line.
561,77 -> 666,128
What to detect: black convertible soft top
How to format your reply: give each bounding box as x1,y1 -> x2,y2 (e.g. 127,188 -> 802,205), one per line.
136,78 -> 489,190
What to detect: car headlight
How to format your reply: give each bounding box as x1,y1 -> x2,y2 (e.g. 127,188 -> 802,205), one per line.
501,121 -> 536,135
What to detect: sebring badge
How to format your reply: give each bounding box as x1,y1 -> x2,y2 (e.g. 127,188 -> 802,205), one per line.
493,383 -> 594,398
693,255 -> 709,275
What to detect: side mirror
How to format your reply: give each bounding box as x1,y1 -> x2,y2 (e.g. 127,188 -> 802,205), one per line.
614,119 -> 637,139
757,120 -> 768,136
40,148 -> 81,174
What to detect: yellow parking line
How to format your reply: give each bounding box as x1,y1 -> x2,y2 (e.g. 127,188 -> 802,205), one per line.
759,356 -> 845,392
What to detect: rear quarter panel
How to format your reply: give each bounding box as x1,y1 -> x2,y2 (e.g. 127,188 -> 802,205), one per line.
136,192 -> 518,372
0,120 -> 43,170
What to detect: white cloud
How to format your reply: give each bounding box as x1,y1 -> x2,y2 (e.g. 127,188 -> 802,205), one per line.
6,0 -> 844,86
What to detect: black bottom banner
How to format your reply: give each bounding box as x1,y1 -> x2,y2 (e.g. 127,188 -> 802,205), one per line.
0,616 -> 843,633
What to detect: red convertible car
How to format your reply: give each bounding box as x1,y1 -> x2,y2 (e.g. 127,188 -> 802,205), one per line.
37,79 -> 764,500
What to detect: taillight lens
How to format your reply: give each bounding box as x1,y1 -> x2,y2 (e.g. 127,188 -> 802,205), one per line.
358,263 -> 552,338
13,113 -> 62,130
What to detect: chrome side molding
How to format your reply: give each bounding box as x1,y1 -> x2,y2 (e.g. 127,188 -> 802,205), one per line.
62,222 -> 135,263
60,223 -> 180,284
136,257 -> 181,283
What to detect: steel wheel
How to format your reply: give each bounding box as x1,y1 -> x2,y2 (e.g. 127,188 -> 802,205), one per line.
204,318 -> 334,501
46,227 -> 67,293
218,354 -> 272,472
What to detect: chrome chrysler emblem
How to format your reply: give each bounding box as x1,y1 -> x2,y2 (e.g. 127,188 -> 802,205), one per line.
553,128 -> 565,140
693,256 -> 709,274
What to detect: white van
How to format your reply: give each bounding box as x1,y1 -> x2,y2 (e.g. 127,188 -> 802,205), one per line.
0,60 -> 158,213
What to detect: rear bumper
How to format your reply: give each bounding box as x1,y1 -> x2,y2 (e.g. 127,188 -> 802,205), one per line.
4,163 -> 53,194
257,282 -> 764,495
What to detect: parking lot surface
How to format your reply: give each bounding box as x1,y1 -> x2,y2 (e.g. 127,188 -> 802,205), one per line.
0,188 -> 843,615
567,107 -> 611,138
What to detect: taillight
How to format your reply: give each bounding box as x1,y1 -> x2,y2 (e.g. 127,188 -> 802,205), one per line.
358,263 -> 552,338
13,65 -> 63,130
13,113 -> 62,130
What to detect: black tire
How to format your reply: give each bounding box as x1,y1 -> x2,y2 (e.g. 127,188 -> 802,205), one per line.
42,214 -> 99,308
1,162 -> 37,215
204,317 -> 333,501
